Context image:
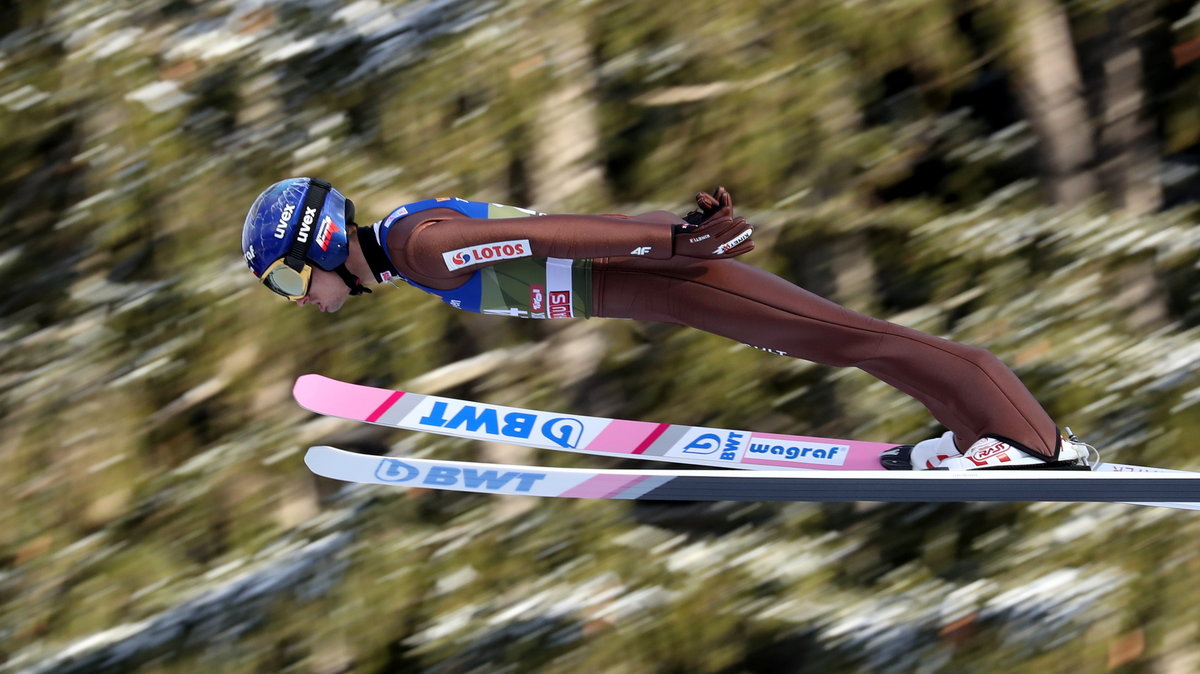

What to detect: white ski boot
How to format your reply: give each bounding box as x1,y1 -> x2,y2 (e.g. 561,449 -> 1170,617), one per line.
937,432 -> 1091,470
879,431 -> 962,470
880,429 -> 1094,470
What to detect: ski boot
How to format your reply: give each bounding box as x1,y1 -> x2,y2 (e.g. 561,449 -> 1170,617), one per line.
880,431 -> 962,470
882,429 -> 1097,471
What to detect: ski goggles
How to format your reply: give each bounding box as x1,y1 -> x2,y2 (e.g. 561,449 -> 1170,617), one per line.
258,179 -> 331,300
259,257 -> 313,299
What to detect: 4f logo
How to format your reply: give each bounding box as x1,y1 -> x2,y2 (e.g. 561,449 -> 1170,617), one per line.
630,246 -> 652,256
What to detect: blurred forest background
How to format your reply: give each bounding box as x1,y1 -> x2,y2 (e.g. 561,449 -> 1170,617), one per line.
3,0 -> 1200,672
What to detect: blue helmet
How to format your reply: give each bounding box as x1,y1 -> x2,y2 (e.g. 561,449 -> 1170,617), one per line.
241,177 -> 355,278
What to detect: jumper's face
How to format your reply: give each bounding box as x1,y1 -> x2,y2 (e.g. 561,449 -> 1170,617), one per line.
294,267 -> 350,313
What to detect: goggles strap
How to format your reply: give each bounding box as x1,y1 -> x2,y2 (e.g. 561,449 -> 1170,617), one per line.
356,223 -> 402,283
334,263 -> 372,296
283,178 -> 332,271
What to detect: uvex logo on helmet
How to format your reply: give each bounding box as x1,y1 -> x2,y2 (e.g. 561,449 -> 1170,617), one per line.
296,206 -> 317,244
273,204 -> 296,239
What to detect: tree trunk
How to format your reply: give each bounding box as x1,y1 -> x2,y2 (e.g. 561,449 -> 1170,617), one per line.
527,16 -> 606,209
1011,0 -> 1099,207
1096,2 -> 1162,216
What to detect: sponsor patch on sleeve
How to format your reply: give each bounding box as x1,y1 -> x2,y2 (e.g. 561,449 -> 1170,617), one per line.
443,239 -> 532,271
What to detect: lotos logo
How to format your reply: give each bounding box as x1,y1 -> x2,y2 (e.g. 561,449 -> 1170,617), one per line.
417,401 -> 588,448
374,458 -> 547,493
316,215 -> 341,251
682,432 -> 745,461
746,439 -> 848,466
548,290 -> 572,318
273,203 -> 296,239
443,239 -> 532,271
531,285 -> 545,312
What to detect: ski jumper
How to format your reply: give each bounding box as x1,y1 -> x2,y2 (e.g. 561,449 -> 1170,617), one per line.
358,198 -> 1061,459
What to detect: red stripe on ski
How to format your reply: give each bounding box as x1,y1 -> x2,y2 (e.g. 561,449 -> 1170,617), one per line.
631,423 -> 670,455
366,391 -> 405,423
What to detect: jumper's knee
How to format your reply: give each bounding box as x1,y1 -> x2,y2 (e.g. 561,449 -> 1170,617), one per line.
956,344 -> 1015,389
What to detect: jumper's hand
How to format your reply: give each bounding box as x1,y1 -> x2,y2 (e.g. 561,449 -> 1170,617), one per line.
683,186 -> 733,225
673,214 -> 754,258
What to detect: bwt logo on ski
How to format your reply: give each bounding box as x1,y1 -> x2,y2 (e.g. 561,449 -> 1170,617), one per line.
443,239 -> 532,271
417,401 -> 586,448
375,458 -> 546,493
681,432 -> 745,461
747,438 -> 848,466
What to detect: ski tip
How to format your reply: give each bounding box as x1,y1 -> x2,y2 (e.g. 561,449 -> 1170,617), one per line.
304,445 -> 338,476
294,372 -> 326,391
292,375 -> 403,421
292,374 -> 331,408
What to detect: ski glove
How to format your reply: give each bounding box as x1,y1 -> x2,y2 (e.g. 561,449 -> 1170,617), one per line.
673,215 -> 754,258
684,186 -> 733,225
674,186 -> 754,258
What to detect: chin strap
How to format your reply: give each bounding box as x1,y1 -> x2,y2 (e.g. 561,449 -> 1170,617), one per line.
334,263 -> 372,296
